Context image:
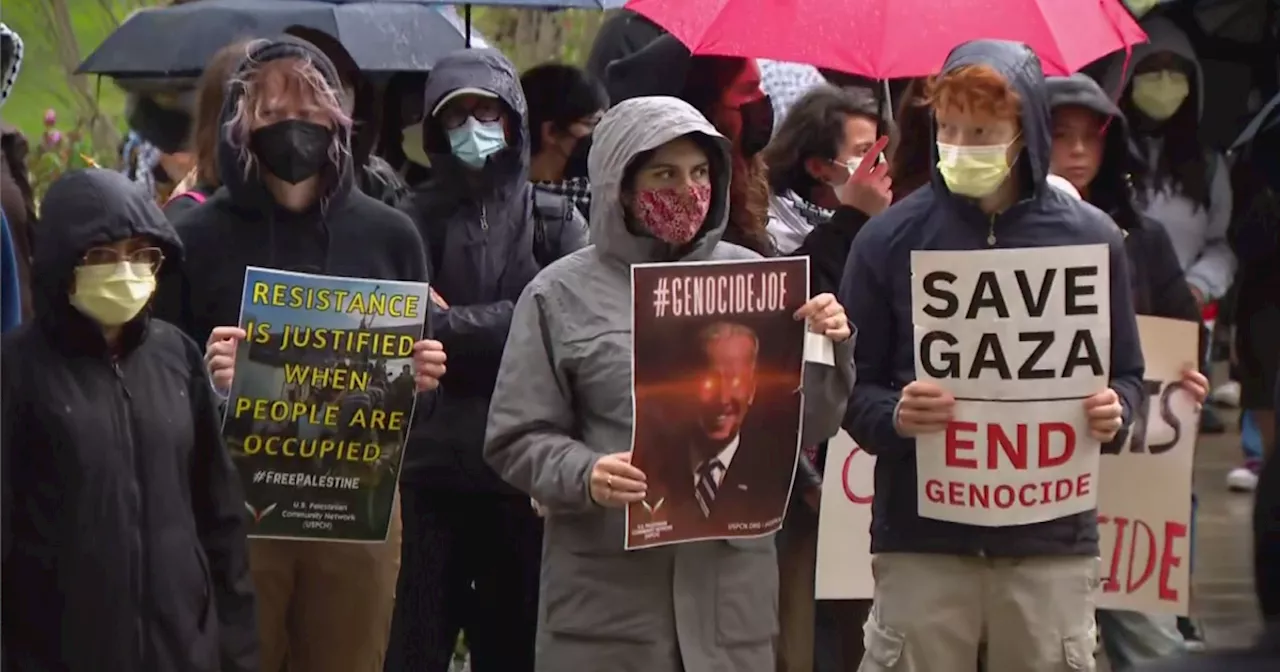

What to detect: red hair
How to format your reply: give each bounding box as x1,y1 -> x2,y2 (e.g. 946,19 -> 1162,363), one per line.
925,65 -> 1021,119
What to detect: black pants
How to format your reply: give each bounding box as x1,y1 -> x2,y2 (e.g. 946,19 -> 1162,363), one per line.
384,488 -> 542,672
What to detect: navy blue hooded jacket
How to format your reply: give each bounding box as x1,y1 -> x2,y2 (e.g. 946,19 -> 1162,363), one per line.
838,41 -> 1146,557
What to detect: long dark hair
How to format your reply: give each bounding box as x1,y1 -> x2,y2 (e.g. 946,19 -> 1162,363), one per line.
1121,58 -> 1210,209
190,39 -> 250,189
762,85 -> 880,202
888,78 -> 933,201
680,56 -> 775,257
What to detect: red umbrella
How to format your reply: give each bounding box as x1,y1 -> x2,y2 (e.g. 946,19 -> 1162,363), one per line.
623,0 -> 1148,79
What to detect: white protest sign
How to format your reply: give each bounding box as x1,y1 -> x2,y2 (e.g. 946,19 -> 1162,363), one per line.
911,245 -> 1111,527
1097,316 -> 1197,615
814,431 -> 875,599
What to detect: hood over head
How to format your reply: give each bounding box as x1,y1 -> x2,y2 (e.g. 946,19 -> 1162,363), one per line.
1103,16 -> 1204,120
1046,74 -> 1146,225
421,48 -> 528,199
603,34 -> 692,105
33,168 -> 182,327
930,40 -> 1052,200
587,96 -> 732,265
0,22 -> 22,107
216,36 -> 355,211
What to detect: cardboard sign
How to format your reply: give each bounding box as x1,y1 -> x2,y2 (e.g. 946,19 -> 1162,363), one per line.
815,431 -> 876,599
1096,316 -> 1198,615
911,245 -> 1111,526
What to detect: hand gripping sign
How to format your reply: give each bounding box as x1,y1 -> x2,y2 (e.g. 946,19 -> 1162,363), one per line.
910,245 -> 1111,527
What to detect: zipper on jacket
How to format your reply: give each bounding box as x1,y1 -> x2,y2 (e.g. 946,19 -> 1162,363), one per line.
112,360 -> 147,669
480,204 -> 488,231
986,215 -> 997,247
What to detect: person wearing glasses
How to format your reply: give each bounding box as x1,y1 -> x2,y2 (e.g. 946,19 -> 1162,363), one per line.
0,168 -> 257,672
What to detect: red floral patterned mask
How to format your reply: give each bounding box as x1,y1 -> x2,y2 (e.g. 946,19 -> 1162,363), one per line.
632,184 -> 713,246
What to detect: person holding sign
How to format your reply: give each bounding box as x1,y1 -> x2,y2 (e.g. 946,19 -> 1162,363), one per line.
483,96 -> 854,672
1046,73 -> 1213,670
2,169 -> 256,672
839,41 -> 1147,671
154,37 -> 441,672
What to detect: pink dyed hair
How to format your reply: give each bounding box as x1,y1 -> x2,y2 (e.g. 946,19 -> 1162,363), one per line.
225,45 -> 353,179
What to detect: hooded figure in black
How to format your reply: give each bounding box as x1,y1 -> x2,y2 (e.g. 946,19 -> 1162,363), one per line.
155,36 -> 434,672
1,168 -> 257,672
388,47 -> 583,672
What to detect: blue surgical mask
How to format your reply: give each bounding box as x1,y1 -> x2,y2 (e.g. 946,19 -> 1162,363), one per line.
447,116 -> 506,169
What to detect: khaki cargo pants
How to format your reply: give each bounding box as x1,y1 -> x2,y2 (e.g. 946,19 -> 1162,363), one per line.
859,553 -> 1098,672
251,501 -> 402,672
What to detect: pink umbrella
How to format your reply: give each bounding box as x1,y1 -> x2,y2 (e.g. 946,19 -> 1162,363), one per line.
624,0 -> 1148,79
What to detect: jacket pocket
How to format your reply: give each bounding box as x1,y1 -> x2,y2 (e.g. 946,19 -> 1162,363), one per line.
862,613 -> 905,669
1062,629 -> 1097,671
715,537 -> 778,645
542,547 -> 667,643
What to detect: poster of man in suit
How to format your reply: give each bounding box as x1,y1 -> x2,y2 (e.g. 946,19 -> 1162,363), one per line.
627,257 -> 807,550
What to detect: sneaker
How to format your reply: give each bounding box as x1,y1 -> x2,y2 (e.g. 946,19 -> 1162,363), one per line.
1209,381 -> 1241,408
1177,617 -> 1206,652
1226,460 -> 1261,492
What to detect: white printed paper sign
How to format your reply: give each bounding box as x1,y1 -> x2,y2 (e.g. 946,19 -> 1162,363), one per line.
1097,316 -> 1198,615
911,245 -> 1111,526
814,432 -> 875,599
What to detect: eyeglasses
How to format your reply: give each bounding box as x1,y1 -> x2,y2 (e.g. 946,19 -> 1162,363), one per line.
437,99 -> 504,131
80,246 -> 166,274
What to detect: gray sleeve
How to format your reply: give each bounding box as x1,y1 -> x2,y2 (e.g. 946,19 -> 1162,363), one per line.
799,334 -> 856,449
483,285 -> 599,513
1185,155 -> 1237,299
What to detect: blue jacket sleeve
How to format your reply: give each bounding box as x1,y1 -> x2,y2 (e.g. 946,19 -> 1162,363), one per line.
1105,236 -> 1147,443
0,213 -> 20,333
838,231 -> 912,457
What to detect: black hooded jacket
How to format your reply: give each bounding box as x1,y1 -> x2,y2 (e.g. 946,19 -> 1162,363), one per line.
397,48 -> 586,491
156,37 -> 428,348
1045,75 -> 1201,327
1,169 -> 257,672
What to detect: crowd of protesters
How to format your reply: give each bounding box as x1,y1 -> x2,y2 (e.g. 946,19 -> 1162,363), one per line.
1,6 -> 1277,672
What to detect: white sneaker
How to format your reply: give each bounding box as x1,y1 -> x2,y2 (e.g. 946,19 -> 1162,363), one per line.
1209,381 -> 1241,408
1226,466 -> 1259,492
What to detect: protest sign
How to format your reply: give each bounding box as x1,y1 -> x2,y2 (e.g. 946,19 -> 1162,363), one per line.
911,245 -> 1110,527
626,258 -> 808,550
224,267 -> 428,542
815,431 -> 876,599
1097,316 -> 1198,615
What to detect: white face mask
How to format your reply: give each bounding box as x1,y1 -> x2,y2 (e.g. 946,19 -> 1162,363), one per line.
400,124 -> 430,167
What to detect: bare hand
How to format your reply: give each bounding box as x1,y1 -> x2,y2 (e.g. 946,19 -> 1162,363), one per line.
895,380 -> 955,437
1188,284 -> 1205,308
204,326 -> 246,393
794,293 -> 852,343
834,136 -> 893,217
1179,366 -> 1209,406
430,287 -> 449,309
1084,388 -> 1124,441
589,452 -> 647,508
412,339 -> 447,392
530,498 -> 547,517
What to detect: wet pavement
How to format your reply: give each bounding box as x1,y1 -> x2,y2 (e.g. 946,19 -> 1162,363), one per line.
1190,407 -> 1263,650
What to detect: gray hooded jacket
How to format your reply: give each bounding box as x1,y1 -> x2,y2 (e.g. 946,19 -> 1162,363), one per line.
398,48 -> 587,489
1102,16 -> 1236,300
483,96 -> 855,672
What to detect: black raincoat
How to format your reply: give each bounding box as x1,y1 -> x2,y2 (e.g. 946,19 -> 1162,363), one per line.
397,48 -> 586,491
1,168 -> 257,672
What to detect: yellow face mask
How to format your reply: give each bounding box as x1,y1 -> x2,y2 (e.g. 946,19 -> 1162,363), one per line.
936,139 -> 1018,198
1131,70 -> 1190,122
70,262 -> 157,326
400,124 -> 431,168
1124,0 -> 1162,19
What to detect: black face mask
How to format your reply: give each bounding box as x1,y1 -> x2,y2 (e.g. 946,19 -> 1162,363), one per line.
564,134 -> 592,179
738,95 -> 774,159
250,120 -> 333,184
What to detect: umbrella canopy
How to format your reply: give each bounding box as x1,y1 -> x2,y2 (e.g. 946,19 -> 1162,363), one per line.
78,0 -> 482,76
1231,91 -> 1280,148
623,0 -> 1148,79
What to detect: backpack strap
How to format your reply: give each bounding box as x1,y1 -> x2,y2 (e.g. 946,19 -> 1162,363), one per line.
530,186 -> 574,268
165,190 -> 207,207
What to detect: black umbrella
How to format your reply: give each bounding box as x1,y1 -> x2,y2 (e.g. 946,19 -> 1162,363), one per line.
1231,91 -> 1280,149
77,0 -> 477,77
